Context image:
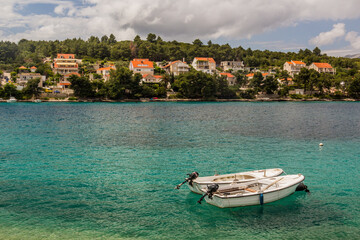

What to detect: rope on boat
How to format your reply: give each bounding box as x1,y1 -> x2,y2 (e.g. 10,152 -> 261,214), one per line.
262,177 -> 284,191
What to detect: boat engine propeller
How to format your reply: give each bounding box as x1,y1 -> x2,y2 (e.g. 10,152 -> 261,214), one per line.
296,182 -> 310,193
175,172 -> 199,189
197,184 -> 219,204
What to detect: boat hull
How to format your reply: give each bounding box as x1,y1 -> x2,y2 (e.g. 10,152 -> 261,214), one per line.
204,174 -> 304,208
188,168 -> 283,194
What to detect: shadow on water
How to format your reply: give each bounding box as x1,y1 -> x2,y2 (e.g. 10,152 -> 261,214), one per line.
184,191 -> 349,232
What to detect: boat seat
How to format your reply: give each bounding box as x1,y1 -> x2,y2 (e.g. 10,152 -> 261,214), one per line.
245,188 -> 257,193
217,187 -> 243,193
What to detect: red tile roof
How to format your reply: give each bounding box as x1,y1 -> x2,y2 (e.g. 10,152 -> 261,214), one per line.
163,60 -> 181,68
19,66 -> 27,69
59,82 -> 71,85
312,62 -> 333,69
246,73 -> 269,77
194,57 -> 215,63
220,72 -> 235,78
142,74 -> 163,79
97,67 -> 115,71
64,72 -> 80,77
30,66 -> 37,69
131,59 -> 154,69
57,54 -> 76,59
292,61 -> 306,65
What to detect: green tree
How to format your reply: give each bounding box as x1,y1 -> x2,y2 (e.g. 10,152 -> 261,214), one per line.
68,75 -> 95,98
146,33 -> 157,43
192,39 -> 203,47
173,71 -> 227,99
216,76 -> 237,99
3,83 -> 21,99
101,35 -> 109,43
106,67 -> 141,99
91,79 -> 107,98
313,47 -> 321,56
295,68 -> 311,91
233,71 -> 247,86
22,78 -> 41,99
316,73 -> 333,94
108,34 -> 116,44
249,72 -> 263,92
278,70 -> 291,86
262,76 -> 278,94
348,75 -> 360,98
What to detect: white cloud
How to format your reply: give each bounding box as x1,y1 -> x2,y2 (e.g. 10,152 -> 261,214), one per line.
309,23 -> 346,46
54,2 -> 76,16
345,31 -> 360,50
2,0 -> 360,44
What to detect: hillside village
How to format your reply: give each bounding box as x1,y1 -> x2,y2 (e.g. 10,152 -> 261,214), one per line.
1,34 -> 360,101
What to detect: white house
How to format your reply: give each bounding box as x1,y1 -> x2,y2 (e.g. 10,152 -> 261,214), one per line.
220,61 -> 244,72
219,72 -> 236,86
309,62 -> 335,74
192,57 -> 216,74
283,60 -> 306,77
129,59 -> 154,75
96,66 -> 116,81
163,60 -> 190,75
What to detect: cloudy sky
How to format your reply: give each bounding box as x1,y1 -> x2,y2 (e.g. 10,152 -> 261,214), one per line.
1,0 -> 360,56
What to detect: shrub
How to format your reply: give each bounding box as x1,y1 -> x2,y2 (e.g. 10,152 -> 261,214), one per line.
289,94 -> 303,99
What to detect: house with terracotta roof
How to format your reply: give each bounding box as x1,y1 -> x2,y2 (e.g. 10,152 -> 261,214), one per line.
52,53 -> 80,75
129,59 -> 154,75
309,62 -> 335,74
220,61 -> 244,72
278,77 -> 294,86
219,72 -> 236,86
163,60 -> 190,75
17,73 -> 46,87
283,60 -> 306,77
246,72 -> 269,80
30,66 -> 37,73
63,72 -> 81,81
96,66 -> 116,81
55,72 -> 79,94
192,57 -> 216,74
141,74 -> 163,84
18,66 -> 28,73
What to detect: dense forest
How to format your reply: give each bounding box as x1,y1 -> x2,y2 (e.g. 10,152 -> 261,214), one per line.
1,33 -> 359,70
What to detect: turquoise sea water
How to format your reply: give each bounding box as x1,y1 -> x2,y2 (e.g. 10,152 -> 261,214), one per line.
0,102 -> 359,239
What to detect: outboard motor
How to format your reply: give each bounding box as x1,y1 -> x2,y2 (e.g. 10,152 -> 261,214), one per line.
197,184 -> 219,204
175,172 -> 199,189
296,182 -> 310,193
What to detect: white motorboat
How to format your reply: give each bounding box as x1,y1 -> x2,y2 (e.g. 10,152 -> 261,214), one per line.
175,168 -> 284,194
198,174 -> 307,208
33,99 -> 42,103
7,97 -> 17,103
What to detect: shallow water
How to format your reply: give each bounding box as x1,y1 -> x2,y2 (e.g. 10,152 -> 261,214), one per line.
0,102 -> 359,239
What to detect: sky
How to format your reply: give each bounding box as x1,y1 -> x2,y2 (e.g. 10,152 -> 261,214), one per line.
1,0 -> 360,56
